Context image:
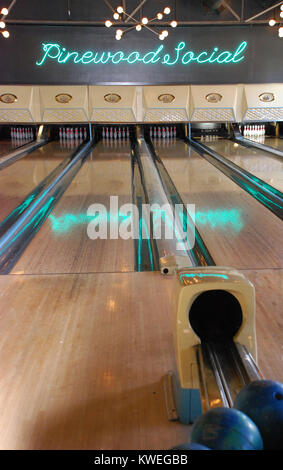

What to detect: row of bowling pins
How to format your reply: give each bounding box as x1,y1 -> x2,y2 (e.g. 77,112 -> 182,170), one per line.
10,127 -> 34,141
102,126 -> 130,140
150,126 -> 177,139
241,125 -> 266,137
59,127 -> 88,140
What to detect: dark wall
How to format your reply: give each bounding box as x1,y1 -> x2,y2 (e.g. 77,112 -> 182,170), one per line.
0,24 -> 282,85
6,0 -> 278,23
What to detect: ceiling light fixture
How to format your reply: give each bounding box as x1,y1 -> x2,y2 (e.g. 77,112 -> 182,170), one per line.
0,7 -> 8,16
268,4 -> 283,37
105,4 -> 177,40
0,3 -> 12,39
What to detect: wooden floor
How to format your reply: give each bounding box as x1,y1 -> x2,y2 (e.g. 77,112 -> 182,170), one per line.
265,136 -> 283,152
0,269 -> 282,450
155,140 -> 283,269
0,137 -> 282,450
0,140 -> 15,158
204,138 -> 283,192
11,141 -> 134,275
0,142 -> 71,224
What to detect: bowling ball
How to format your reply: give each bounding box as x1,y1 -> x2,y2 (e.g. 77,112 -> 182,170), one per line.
190,407 -> 263,450
171,443 -> 210,450
234,380 -> 283,450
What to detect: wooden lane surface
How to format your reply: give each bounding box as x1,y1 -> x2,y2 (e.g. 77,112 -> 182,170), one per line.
11,141 -> 134,275
0,140 -> 19,158
0,269 -> 281,450
204,138 -> 283,192
154,140 -> 283,270
0,141 -> 73,224
264,137 -> 283,153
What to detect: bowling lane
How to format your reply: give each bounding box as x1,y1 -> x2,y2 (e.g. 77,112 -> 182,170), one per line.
154,139 -> 282,269
0,139 -> 27,158
203,138 -> 283,192
0,268 -> 281,449
263,136 -> 283,153
0,141 -> 74,224
11,140 -> 134,274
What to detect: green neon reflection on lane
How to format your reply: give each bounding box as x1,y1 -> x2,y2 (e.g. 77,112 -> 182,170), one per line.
48,208 -> 244,234
0,197 -> 55,259
180,273 -> 229,282
48,212 -> 131,233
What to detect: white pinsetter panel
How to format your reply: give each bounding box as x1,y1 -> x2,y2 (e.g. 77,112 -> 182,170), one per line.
190,85 -> 240,122
242,84 -> 283,122
39,86 -> 89,122
0,86 -> 39,122
143,85 -> 190,122
89,86 -> 137,122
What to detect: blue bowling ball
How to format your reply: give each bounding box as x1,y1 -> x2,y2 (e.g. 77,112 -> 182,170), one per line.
190,407 -> 263,450
234,380 -> 283,450
171,443 -> 210,450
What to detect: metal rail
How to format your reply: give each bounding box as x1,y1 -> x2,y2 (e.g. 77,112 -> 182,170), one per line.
186,137 -> 283,220
0,138 -> 49,170
131,135 -> 160,272
132,128 -> 215,272
0,139 -> 95,273
232,133 -> 283,161
196,341 -> 263,412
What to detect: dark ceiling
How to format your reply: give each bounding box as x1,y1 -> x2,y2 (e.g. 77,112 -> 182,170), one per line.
2,0 -> 282,24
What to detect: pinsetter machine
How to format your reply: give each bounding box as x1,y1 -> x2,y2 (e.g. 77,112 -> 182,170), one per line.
164,266 -> 263,424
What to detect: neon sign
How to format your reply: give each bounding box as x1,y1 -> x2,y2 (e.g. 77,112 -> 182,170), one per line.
36,41 -> 248,67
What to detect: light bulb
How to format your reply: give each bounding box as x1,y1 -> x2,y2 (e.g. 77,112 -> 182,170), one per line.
280,11 -> 283,18
105,20 -> 112,27
159,33 -> 165,40
164,7 -> 171,15
269,18 -> 276,26
1,7 -> 8,16
0,21 -> 5,29
141,17 -> 148,25
279,26 -> 283,37
170,20 -> 177,28
2,30 -> 9,38
281,4 -> 283,11
113,12 -> 119,20
116,29 -> 123,40
115,35 -> 121,40
136,24 -> 142,31
157,13 -> 163,20
117,6 -> 123,14
162,30 -> 169,37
